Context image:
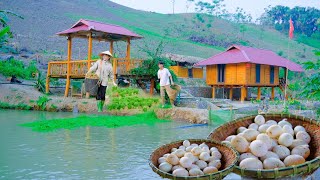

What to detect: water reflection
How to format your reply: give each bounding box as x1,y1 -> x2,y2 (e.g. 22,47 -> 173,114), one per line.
0,110 -> 240,179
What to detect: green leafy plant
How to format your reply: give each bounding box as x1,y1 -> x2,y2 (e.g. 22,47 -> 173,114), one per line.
35,95 -> 52,110
109,86 -> 139,97
106,87 -> 160,111
300,52 -> 320,100
0,10 -> 23,52
34,72 -> 46,93
250,98 -> 261,104
49,104 -> 58,112
107,96 -> 159,111
282,103 -> 289,114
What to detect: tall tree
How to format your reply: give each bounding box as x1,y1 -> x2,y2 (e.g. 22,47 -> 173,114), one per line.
260,5 -> 320,37
232,7 -> 252,23
194,0 -> 227,17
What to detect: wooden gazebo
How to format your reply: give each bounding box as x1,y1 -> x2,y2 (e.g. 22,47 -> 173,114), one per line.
45,19 -> 143,97
196,45 -> 304,101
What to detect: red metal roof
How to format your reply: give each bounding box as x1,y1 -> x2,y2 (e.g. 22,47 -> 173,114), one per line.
56,19 -> 143,39
196,45 -> 303,72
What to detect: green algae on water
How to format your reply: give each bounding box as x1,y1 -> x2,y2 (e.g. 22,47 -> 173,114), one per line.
20,112 -> 169,132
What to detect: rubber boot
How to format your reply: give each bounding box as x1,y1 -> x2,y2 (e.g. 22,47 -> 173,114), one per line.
97,101 -> 102,113
170,99 -> 175,108
100,101 -> 105,112
161,96 -> 165,108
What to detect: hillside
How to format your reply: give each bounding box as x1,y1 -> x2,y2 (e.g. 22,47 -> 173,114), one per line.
2,0 -> 318,62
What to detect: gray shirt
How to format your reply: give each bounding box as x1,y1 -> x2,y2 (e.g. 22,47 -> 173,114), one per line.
88,59 -> 114,86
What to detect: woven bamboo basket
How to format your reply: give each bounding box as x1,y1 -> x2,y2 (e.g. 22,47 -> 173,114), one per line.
84,77 -> 99,96
207,113 -> 320,179
149,139 -> 239,180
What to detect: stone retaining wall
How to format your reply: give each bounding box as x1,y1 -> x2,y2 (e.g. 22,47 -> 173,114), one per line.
183,87 -> 212,98
155,107 -> 208,124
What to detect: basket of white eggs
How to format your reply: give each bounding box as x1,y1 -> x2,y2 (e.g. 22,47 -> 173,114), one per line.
149,139 -> 239,179
207,114 -> 320,179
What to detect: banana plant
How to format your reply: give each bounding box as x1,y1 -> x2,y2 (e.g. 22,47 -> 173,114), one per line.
0,10 -> 23,46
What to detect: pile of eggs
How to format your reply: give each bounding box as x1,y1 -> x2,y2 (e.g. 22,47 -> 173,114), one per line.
222,115 -> 311,170
157,140 -> 223,177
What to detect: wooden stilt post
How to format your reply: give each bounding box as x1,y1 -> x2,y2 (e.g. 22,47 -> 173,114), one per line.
212,86 -> 216,99
257,87 -> 261,100
85,33 -> 92,99
284,67 -> 287,80
126,37 -> 131,72
64,36 -> 72,97
110,40 -> 114,55
45,64 -> 51,94
229,86 -> 233,100
87,32 -> 92,70
271,87 -> 275,100
150,79 -> 155,95
110,41 -> 117,79
241,86 -> 246,102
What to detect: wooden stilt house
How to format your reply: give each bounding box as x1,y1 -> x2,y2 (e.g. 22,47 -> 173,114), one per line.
196,45 -> 303,101
45,19 -> 146,97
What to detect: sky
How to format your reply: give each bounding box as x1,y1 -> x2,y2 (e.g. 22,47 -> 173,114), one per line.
110,0 -> 320,20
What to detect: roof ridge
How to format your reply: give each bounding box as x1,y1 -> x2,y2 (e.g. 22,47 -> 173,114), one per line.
239,49 -> 251,62
195,50 -> 228,66
230,45 -> 251,62
82,19 -> 123,28
70,19 -> 85,28
239,44 -> 274,52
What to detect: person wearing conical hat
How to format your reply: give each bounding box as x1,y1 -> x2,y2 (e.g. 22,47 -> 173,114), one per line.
86,51 -> 117,112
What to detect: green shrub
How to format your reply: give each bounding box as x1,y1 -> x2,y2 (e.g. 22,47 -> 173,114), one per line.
0,101 -> 32,110
130,57 -> 177,82
0,59 -> 38,79
35,95 -> 52,110
300,56 -> 320,101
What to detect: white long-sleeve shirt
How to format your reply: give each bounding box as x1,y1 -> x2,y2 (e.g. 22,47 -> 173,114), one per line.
157,68 -> 171,86
87,59 -> 114,86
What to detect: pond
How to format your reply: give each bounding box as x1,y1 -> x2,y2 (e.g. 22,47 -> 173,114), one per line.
0,110 -> 240,179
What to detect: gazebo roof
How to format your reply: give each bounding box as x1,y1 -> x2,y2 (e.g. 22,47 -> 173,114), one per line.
196,45 -> 303,72
56,19 -> 143,41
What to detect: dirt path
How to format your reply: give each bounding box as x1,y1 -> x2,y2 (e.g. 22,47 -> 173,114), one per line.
0,83 -> 99,112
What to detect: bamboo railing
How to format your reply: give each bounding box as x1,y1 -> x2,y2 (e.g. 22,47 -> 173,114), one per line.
47,58 -> 143,78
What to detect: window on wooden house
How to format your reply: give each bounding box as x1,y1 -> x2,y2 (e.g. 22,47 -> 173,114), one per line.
217,64 -> 225,83
188,68 -> 193,78
270,66 -> 275,84
256,64 -> 261,83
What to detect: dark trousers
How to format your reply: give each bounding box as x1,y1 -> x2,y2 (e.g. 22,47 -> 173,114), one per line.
96,85 -> 107,100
